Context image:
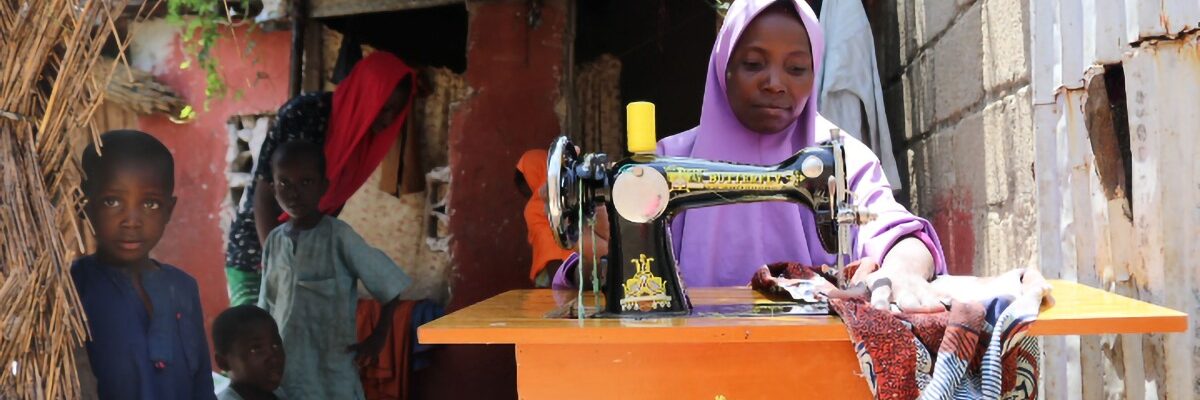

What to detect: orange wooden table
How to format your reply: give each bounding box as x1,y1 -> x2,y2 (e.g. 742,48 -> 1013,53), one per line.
419,280 -> 1186,399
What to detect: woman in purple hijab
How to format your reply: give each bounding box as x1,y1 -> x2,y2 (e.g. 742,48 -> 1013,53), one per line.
559,0 -> 948,313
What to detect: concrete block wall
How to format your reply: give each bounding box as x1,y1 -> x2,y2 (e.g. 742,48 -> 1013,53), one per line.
874,0 -> 1200,397
873,0 -> 1036,276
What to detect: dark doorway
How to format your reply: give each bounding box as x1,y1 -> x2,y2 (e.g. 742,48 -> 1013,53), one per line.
575,0 -> 717,139
321,4 -> 469,73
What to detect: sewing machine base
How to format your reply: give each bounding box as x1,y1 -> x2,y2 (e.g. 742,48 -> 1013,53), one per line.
692,301 -> 831,316
548,295 -> 831,319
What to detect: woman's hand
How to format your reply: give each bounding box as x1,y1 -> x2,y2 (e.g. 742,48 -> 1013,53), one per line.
852,237 -> 948,314
857,268 -> 948,314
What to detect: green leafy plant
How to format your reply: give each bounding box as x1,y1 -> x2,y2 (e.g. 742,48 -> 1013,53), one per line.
165,0 -> 255,106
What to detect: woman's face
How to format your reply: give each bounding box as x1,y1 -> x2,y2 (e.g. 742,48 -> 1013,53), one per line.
724,6 -> 814,134
370,77 -> 413,134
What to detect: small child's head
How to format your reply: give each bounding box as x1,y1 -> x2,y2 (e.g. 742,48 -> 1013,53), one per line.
270,140 -> 328,221
81,130 -> 176,266
212,305 -> 285,391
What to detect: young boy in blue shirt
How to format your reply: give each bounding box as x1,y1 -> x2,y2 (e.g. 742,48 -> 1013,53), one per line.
72,130 -> 215,399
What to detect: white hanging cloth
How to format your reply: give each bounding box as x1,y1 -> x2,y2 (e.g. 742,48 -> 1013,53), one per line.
817,0 -> 903,189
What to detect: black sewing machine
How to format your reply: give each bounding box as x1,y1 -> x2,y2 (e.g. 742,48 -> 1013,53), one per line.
547,102 -> 874,317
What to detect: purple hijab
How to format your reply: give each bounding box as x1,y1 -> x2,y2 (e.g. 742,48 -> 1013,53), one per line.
656,0 -> 946,287
555,0 -> 945,290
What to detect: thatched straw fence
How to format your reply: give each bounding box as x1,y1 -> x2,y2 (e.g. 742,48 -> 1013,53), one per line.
0,0 -> 153,398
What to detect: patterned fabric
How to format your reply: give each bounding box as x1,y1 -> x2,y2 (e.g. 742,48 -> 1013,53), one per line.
224,266 -> 261,307
225,92 -> 333,272
831,294 -> 1041,400
835,297 -> 923,398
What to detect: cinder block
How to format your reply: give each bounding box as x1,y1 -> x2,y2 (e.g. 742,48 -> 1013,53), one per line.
982,87 -> 1034,206
901,54 -> 936,140
916,0 -> 960,45
982,0 -> 1031,92
949,110 -> 987,210
932,2 -> 984,123
907,130 -> 955,215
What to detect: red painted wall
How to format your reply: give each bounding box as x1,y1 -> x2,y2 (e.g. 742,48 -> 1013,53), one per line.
931,188 -> 975,275
419,1 -> 567,399
136,25 -> 292,353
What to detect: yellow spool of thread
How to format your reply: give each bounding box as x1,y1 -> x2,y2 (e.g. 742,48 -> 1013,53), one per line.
626,101 -> 656,154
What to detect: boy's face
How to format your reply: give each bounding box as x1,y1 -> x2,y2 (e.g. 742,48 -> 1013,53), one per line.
85,163 -> 175,267
271,158 -> 327,221
217,320 -> 286,391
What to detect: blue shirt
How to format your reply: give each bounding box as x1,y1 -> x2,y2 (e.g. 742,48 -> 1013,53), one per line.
72,256 -> 216,400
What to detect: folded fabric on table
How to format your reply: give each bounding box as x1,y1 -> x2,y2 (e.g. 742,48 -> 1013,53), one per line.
751,262 -> 1042,400
833,292 -> 1039,400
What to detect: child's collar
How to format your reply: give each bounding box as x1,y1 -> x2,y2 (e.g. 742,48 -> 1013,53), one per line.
91,253 -> 162,276
285,214 -> 327,237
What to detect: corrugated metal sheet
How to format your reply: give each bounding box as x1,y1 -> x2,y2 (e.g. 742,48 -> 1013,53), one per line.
1031,0 -> 1059,104
1126,0 -> 1200,41
1123,34 -> 1200,399
1082,0 -> 1127,64
1058,0 -> 1086,89
1032,0 -> 1200,395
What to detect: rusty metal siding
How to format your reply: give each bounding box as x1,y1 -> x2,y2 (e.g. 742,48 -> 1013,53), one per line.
1123,35 -> 1200,399
1031,0 -> 1200,397
1125,0 -> 1200,41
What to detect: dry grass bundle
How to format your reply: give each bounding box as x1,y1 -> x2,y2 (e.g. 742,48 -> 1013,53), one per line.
0,0 -> 149,398
93,55 -> 186,116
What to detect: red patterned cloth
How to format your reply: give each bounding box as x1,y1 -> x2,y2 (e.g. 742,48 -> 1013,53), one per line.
833,297 -> 927,398
752,262 -> 1041,400
830,292 -> 1040,400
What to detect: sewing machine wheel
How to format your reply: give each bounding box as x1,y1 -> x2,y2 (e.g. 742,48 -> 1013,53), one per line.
547,136 -> 582,249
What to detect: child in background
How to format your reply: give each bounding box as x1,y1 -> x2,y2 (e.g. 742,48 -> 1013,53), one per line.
514,149 -> 611,287
258,140 -> 412,400
212,305 -> 286,400
71,130 -> 215,399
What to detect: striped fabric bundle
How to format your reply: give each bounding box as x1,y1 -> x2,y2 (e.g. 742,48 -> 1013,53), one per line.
831,293 -> 1041,400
